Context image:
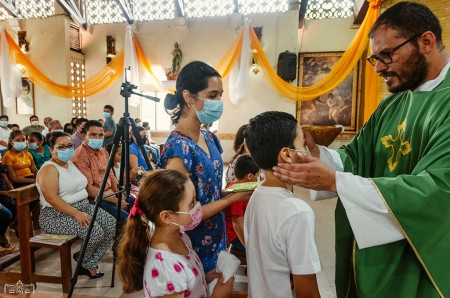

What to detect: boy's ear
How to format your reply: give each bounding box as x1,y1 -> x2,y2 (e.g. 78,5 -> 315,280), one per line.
279,147 -> 293,164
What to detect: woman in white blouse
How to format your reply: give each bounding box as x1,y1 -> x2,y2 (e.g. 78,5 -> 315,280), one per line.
37,132 -> 115,279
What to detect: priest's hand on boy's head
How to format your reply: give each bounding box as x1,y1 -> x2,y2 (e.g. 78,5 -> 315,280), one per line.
273,155 -> 337,192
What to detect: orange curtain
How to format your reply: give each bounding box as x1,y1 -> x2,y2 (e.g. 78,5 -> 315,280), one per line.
215,30 -> 244,79
5,31 -> 124,98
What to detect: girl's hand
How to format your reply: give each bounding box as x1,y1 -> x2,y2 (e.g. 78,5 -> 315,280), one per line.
227,191 -> 252,204
211,274 -> 234,298
74,211 -> 91,228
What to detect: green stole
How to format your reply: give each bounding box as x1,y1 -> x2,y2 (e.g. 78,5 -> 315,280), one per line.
335,69 -> 450,298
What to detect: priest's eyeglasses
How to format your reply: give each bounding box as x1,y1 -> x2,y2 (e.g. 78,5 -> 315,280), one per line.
366,33 -> 422,66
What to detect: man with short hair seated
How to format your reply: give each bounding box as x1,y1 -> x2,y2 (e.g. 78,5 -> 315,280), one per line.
72,120 -> 129,225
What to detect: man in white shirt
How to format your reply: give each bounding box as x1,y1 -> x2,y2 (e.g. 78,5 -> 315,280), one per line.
0,115 -> 12,156
273,2 -> 449,297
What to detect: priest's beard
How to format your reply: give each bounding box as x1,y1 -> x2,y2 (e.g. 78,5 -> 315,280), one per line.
383,48 -> 429,93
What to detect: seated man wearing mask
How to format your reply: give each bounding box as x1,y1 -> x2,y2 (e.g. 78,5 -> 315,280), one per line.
72,120 -> 129,225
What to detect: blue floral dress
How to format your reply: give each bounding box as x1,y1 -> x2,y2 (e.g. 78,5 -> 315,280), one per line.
158,130 -> 225,273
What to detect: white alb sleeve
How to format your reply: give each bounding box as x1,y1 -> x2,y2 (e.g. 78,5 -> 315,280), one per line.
310,146 -> 342,201
335,171 -> 405,249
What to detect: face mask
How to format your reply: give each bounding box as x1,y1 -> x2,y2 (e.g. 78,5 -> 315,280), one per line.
192,96 -> 223,125
52,129 -> 64,133
170,202 -> 202,232
13,142 -> 27,151
136,122 -> 142,127
56,148 -> 74,162
31,121 -> 39,126
87,138 -> 104,150
103,112 -> 111,119
0,121 -> 8,127
28,143 -> 39,150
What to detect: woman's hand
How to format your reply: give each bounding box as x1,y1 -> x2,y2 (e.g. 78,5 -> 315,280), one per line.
74,211 -> 91,228
211,274 -> 234,298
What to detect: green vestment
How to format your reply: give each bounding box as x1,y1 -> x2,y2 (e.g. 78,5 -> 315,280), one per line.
335,70 -> 450,298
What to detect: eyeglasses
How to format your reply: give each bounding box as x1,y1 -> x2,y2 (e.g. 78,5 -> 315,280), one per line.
288,148 -> 310,156
54,144 -> 74,151
366,34 -> 422,66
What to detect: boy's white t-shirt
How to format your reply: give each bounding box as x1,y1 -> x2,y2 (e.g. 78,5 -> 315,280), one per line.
244,185 -> 321,298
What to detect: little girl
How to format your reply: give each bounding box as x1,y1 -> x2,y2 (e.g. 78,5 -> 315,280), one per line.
117,169 -> 233,297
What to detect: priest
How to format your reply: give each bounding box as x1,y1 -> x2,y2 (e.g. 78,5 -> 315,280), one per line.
273,2 -> 449,297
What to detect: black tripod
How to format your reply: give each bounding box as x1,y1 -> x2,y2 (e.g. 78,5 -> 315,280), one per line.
68,72 -> 160,297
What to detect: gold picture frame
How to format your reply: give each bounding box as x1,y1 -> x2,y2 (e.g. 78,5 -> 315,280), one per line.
296,52 -> 361,134
16,77 -> 35,115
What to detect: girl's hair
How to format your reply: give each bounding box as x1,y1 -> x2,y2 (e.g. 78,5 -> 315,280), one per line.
117,169 -> 189,293
29,131 -> 45,143
8,130 -> 24,150
164,61 -> 220,125
46,131 -> 70,147
230,124 -> 248,163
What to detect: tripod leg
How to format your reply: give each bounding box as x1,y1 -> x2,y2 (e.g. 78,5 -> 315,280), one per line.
68,120 -> 125,298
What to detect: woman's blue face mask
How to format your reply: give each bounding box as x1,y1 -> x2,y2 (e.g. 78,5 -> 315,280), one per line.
191,94 -> 223,125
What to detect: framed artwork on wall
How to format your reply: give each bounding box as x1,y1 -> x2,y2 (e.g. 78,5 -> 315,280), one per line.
16,77 -> 35,115
296,52 -> 361,134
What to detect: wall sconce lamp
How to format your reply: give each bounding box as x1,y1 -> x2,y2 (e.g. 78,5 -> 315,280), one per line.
252,63 -> 260,75
106,35 -> 116,64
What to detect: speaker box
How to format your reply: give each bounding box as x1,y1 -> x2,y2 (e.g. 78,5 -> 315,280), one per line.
277,51 -> 297,82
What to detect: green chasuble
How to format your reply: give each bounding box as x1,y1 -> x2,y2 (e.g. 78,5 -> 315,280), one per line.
335,70 -> 450,298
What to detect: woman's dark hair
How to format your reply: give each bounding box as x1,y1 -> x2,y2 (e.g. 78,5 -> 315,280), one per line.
64,123 -> 73,134
246,111 -> 298,170
8,130 -> 25,150
117,169 -> 189,293
234,154 -> 259,180
230,124 -> 248,163
29,131 -> 45,143
369,2 -> 443,49
164,61 -> 221,125
70,117 -> 78,126
47,131 -> 70,148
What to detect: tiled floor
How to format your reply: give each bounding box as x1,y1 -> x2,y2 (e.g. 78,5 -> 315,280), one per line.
0,186 -> 337,297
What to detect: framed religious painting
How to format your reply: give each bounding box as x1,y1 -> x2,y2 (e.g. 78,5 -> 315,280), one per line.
296,52 -> 362,136
16,77 -> 35,115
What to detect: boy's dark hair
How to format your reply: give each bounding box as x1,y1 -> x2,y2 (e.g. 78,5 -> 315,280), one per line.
246,111 -> 297,170
84,120 -> 103,132
369,2 -> 443,49
104,104 -> 114,113
29,115 -> 38,122
234,154 -> 259,180
10,124 -> 19,129
0,115 -> 8,121
142,122 -> 149,128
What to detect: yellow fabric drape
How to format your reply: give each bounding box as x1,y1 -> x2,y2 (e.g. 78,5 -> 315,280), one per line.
363,0 -> 383,123
5,31 -> 124,98
215,30 -> 244,79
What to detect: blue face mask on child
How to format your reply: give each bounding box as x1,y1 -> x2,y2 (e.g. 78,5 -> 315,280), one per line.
28,143 -> 39,150
103,112 -> 111,119
191,95 -> 223,125
13,142 -> 27,151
